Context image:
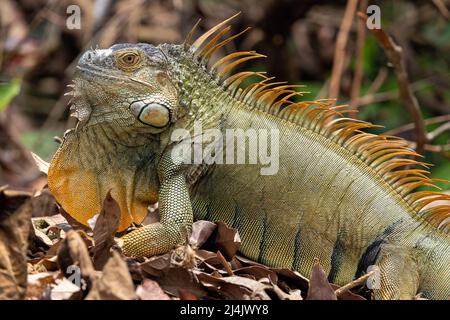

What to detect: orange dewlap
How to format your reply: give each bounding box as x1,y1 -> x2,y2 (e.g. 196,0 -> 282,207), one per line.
48,149 -> 150,232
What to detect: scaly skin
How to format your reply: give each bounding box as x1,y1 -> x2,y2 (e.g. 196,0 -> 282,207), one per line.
48,23 -> 450,299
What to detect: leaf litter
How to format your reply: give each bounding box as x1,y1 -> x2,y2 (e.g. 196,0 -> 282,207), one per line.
0,184 -> 372,300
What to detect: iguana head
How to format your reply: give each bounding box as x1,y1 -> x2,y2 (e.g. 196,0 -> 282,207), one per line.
71,43 -> 179,131
49,43 -> 187,231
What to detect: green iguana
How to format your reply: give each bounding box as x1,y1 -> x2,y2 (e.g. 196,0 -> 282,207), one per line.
48,14 -> 450,299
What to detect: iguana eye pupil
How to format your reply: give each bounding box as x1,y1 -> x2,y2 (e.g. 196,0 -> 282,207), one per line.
123,54 -> 137,64
114,50 -> 142,70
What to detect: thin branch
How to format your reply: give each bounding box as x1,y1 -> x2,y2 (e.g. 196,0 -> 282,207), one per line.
349,0 -> 368,111
216,251 -> 234,276
406,140 -> 450,156
351,79 -> 430,107
335,270 -> 375,297
329,0 -> 359,102
384,114 -> 450,136
432,0 -> 450,20
358,12 -> 428,155
353,90 -> 397,106
366,67 -> 388,95
428,121 -> 450,141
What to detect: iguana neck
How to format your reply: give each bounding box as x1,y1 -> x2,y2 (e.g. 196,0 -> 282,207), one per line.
166,46 -> 236,134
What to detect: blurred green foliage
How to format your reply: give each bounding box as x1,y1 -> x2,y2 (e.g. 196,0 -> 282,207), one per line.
20,130 -> 59,161
0,78 -> 21,111
2,0 -> 449,188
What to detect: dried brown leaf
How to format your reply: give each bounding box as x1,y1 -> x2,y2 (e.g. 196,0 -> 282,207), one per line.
0,188 -> 32,299
198,260 -> 229,276
218,283 -> 253,300
259,277 -> 303,300
306,259 -> 337,300
203,221 -> 241,261
46,239 -> 64,257
271,268 -> 309,292
195,271 -> 271,300
92,191 -> 121,270
216,250 -> 234,276
234,265 -> 278,283
195,271 -> 249,299
179,289 -> 198,300
155,267 -> 207,298
221,276 -> 271,299
85,251 -> 137,300
30,152 -> 49,175
235,255 -> 309,293
189,220 -> 217,248
123,256 -> 143,282
271,285 -> 303,300
195,249 -> 218,262
50,277 -> 82,300
30,214 -> 69,250
37,256 -> 59,272
136,278 -> 170,300
31,188 -> 59,217
140,252 -> 172,277
26,272 -> 56,300
57,229 -> 95,293
59,207 -> 92,233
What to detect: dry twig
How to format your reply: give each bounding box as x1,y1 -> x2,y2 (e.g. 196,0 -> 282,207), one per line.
406,141 -> 450,154
216,250 -> 234,276
350,0 -> 368,111
432,0 -> 450,19
366,67 -> 389,95
335,270 -> 375,297
352,79 -> 429,107
329,0 -> 359,102
358,12 -> 427,154
427,122 -> 450,141
384,114 -> 450,136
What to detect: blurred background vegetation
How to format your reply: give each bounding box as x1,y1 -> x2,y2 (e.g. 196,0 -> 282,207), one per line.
0,0 -> 449,189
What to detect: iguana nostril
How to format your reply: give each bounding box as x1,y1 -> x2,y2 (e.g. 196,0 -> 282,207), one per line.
79,50 -> 95,65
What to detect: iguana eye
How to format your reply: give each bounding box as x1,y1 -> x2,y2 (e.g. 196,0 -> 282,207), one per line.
115,51 -> 142,71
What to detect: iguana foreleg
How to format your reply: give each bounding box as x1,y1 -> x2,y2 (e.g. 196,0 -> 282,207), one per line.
119,151 -> 193,257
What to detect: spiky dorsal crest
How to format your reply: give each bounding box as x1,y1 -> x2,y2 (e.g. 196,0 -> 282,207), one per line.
184,14 -> 450,234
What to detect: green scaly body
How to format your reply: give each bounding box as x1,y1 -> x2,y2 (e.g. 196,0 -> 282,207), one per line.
170,51 -> 450,299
